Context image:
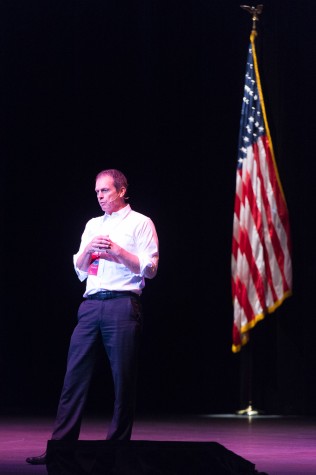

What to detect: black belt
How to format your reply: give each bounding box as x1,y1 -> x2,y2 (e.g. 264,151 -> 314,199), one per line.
86,290 -> 139,300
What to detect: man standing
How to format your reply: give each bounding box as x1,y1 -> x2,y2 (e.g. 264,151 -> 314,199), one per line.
27,168 -> 159,464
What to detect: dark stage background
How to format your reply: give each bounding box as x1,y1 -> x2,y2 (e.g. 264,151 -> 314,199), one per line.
1,0 -> 315,418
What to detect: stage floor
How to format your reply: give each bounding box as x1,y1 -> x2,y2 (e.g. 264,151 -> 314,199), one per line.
0,413 -> 315,474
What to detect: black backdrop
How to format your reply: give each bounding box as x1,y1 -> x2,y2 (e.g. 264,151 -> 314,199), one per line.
1,0 -> 315,418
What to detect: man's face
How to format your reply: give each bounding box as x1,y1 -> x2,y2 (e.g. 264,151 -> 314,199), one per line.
95,174 -> 124,213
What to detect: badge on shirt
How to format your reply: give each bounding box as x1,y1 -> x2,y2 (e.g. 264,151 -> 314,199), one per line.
88,254 -> 99,276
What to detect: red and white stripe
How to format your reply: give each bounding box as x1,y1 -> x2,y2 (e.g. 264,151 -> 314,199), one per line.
231,135 -> 292,352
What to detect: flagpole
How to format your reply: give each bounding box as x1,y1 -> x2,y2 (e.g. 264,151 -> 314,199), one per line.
235,4 -> 264,417
233,2 -> 292,415
236,339 -> 259,416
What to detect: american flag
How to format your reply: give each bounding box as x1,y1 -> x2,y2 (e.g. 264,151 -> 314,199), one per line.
231,31 -> 292,353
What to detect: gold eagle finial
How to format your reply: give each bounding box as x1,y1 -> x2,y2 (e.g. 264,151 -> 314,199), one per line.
240,5 -> 264,30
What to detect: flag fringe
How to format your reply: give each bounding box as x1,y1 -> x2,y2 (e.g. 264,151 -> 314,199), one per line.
232,289 -> 292,353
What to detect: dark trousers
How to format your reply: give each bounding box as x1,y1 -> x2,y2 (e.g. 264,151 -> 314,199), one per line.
51,296 -> 142,441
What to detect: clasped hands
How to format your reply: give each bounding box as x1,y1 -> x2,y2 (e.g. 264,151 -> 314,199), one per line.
88,235 -> 120,259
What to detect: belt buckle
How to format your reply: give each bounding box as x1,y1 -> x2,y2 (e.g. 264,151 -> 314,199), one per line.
99,290 -> 110,299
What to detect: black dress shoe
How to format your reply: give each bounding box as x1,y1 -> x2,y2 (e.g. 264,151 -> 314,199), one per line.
26,451 -> 47,465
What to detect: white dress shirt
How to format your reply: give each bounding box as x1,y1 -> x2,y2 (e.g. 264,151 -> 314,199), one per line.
73,204 -> 159,297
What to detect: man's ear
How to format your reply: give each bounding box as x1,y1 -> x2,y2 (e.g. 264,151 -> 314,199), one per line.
120,187 -> 127,198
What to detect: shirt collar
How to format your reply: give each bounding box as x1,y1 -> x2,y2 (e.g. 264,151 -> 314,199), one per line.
102,203 -> 131,221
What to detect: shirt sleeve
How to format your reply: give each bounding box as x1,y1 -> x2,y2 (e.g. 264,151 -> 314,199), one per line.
73,220 -> 94,282
73,255 -> 88,282
137,218 -> 159,279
